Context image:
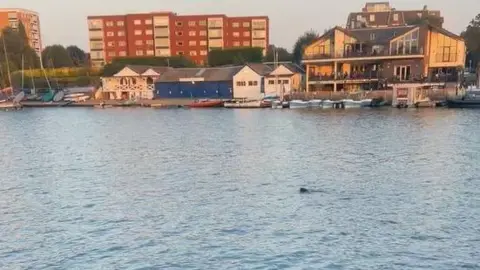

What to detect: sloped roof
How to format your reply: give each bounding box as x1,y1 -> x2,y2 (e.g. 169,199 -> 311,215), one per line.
282,63 -> 305,74
157,66 -> 243,82
348,25 -> 416,43
124,65 -> 152,75
246,63 -> 273,76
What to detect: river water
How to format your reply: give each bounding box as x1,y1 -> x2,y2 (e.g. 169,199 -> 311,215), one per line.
0,108 -> 479,269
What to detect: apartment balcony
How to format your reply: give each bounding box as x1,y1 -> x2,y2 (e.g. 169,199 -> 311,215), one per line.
309,72 -> 379,84
303,48 -> 424,63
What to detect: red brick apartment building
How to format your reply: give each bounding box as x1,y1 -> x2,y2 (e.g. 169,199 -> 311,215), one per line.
87,12 -> 269,67
0,8 -> 42,55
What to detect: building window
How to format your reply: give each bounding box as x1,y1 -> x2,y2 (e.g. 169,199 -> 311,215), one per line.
136,50 -> 144,56
146,50 -> 155,55
243,41 -> 250,46
189,40 -> 197,46
233,41 -> 240,47
370,14 -> 375,22
118,31 -> 125,36
268,80 -> 274,85
107,31 -> 114,37
190,51 -> 197,56
248,81 -> 258,86
233,32 -> 240,37
189,31 -> 196,36
175,21 -> 183,27
188,21 -> 196,26
283,80 -> 289,84
135,40 -> 143,45
176,41 -> 184,46
243,31 -> 250,37
135,30 -> 142,35
119,51 -> 127,56
232,22 -> 240,28
390,29 -> 419,55
106,21 -> 114,27
146,40 -> 154,45
199,20 -> 207,26
177,51 -> 184,56
108,51 -> 116,57
107,41 -> 115,47
200,40 -> 207,46
134,20 -> 141,25
119,41 -> 126,46
357,15 -> 362,20
200,50 -> 208,56
145,19 -> 152,25
199,30 -> 207,36
393,13 -> 399,21
370,33 -> 376,40
243,22 -> 250,28
236,81 -> 246,87
146,29 -> 153,35
117,21 -> 124,26
176,31 -> 183,36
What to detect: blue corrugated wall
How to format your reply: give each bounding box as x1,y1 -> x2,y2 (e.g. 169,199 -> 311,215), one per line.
154,81 -> 233,99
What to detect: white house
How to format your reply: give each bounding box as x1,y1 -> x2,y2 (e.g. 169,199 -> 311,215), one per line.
100,65 -> 172,100
264,63 -> 305,97
233,64 -> 273,100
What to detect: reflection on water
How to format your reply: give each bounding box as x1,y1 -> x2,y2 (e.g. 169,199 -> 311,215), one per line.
0,108 -> 479,269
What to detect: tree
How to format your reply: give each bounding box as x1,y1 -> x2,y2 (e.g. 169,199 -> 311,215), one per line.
42,45 -> 74,68
101,56 -> 196,76
0,26 -> 40,87
66,46 -> 87,67
292,30 -> 319,64
265,45 -> 292,62
462,14 -> 480,70
207,47 -> 263,67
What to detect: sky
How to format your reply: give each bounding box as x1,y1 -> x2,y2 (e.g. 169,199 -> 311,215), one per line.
3,0 -> 479,52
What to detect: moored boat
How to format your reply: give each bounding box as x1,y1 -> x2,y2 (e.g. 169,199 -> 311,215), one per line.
321,100 -> 334,108
342,99 -> 362,108
224,100 -> 269,108
185,99 -> 224,108
289,100 -> 309,109
446,88 -> 480,108
360,99 -> 373,107
308,99 -> 322,107
271,100 -> 283,109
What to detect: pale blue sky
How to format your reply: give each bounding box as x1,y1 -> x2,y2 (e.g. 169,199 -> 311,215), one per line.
3,0 -> 478,52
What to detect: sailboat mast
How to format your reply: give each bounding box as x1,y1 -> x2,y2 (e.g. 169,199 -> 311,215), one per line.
21,55 -> 24,89
39,52 -> 52,90
2,36 -> 12,88
29,66 -> 36,94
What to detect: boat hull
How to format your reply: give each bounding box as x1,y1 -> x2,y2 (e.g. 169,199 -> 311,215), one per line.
186,100 -> 224,108
289,100 -> 309,109
446,99 -> 480,108
224,100 -> 269,108
342,100 -> 362,108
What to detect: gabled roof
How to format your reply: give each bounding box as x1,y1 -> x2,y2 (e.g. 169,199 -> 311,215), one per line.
244,63 -> 274,76
114,65 -> 173,77
157,66 -> 243,82
282,63 -> 305,74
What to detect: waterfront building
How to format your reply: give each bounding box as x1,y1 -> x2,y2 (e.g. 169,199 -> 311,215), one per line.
0,8 -> 42,55
154,66 -> 241,99
87,12 -> 269,67
303,23 -> 466,92
264,63 -> 305,97
233,63 -> 273,100
100,65 -> 172,100
346,2 -> 443,29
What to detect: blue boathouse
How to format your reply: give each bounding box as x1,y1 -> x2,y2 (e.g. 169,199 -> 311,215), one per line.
154,66 -> 242,99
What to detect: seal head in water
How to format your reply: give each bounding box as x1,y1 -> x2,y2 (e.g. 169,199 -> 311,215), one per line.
299,188 -> 310,193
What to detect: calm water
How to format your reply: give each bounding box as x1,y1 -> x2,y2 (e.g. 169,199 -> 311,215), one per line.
0,107 -> 479,269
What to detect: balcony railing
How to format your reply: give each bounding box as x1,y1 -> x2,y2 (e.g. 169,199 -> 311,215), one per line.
309,72 -> 379,81
303,47 -> 423,60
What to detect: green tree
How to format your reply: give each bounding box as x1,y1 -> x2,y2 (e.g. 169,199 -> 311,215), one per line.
66,45 -> 87,67
207,47 -> 263,67
101,56 -> 196,76
265,45 -> 292,62
292,30 -> 319,64
461,13 -> 480,70
42,45 -> 74,68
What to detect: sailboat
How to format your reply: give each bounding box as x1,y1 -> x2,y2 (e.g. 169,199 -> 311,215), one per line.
0,36 -> 22,110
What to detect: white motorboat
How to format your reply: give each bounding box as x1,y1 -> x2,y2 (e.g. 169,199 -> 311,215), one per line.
360,99 -> 372,107
308,99 -> 322,107
342,99 -> 362,108
271,100 -> 283,109
289,100 -> 309,109
321,100 -> 334,109
224,100 -> 269,108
